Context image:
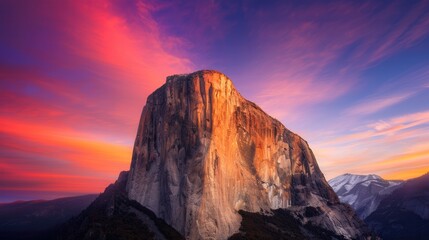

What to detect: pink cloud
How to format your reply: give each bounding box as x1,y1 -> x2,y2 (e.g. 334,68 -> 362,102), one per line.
314,110 -> 429,180
345,92 -> 415,116
0,0 -> 193,198
244,0 -> 429,123
323,110 -> 429,145
254,74 -> 351,121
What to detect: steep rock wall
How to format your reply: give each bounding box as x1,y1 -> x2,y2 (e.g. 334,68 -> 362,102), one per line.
127,70 -> 364,239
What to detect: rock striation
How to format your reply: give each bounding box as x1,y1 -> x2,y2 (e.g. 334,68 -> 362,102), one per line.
126,70 -> 370,239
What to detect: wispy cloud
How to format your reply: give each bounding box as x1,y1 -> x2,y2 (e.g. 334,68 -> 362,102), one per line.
0,116 -> 132,194
243,0 -> 429,123
315,110 -> 429,180
345,148 -> 429,180
345,92 -> 415,116
325,110 -> 429,145
255,75 -> 351,121
367,110 -> 429,137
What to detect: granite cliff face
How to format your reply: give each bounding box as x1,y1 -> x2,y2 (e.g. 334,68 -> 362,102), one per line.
127,70 -> 369,239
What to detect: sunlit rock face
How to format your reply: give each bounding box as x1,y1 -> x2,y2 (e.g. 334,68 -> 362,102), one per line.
127,70 -> 365,239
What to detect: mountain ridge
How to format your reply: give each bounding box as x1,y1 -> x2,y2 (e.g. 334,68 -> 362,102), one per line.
365,172 -> 429,240
0,194 -> 98,240
328,173 -> 403,219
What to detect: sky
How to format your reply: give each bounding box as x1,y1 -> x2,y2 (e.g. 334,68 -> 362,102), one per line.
1,0 -> 429,202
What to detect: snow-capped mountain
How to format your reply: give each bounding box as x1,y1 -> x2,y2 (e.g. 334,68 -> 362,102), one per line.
328,173 -> 403,219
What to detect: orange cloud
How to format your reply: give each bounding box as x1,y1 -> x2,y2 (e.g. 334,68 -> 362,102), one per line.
0,116 -> 132,193
316,110 -> 429,180
0,0 -> 192,200
354,151 -> 429,181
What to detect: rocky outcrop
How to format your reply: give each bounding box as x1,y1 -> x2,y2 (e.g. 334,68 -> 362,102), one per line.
127,70 -> 370,239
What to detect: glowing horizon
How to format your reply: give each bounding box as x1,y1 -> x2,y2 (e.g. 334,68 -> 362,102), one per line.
1,0 -> 429,202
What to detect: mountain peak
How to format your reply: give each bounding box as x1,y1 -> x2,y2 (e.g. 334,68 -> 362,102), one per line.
127,72 -> 370,239
329,173 -> 404,219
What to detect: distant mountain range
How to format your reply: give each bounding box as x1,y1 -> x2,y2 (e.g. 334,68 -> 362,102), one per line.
58,171 -> 184,240
0,194 -> 97,240
328,173 -> 403,219
330,172 -> 429,240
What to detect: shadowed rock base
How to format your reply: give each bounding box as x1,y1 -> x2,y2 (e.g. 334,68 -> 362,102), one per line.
58,172 -> 184,240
